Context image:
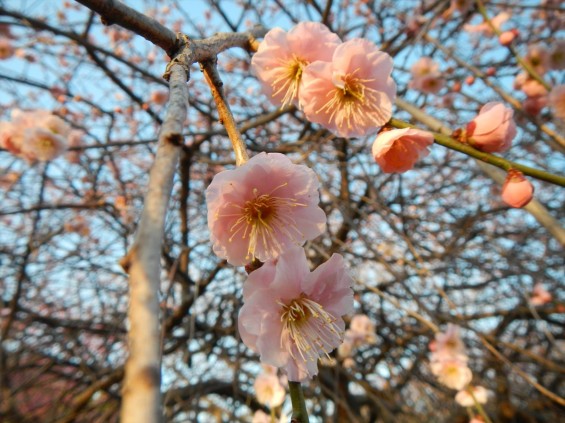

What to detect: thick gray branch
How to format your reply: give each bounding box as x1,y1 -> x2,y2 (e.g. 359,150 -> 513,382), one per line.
119,63 -> 188,423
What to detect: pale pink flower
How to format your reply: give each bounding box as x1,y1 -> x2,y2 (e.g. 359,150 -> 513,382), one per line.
548,85 -> 565,120
252,410 -> 270,423
254,372 -> 286,408
0,36 -> 14,59
513,72 -> 528,91
470,419 -> 484,423
524,44 -> 551,75
300,38 -> 396,138
431,357 -> 473,390
501,169 -> 534,208
455,386 -> 489,407
530,283 -> 552,306
466,102 -> 517,153
238,246 -> 354,382
349,314 -> 377,344
409,57 -> 445,94
251,22 -> 341,108
549,40 -> 565,70
372,128 -> 434,173
206,152 -> 326,266
20,127 -> 68,162
464,12 -> 510,36
434,324 -> 466,357
0,121 -> 24,155
66,129 -> 84,164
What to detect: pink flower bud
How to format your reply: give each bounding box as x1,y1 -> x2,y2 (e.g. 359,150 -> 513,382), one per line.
501,170 -> 534,208
498,30 -> 516,46
466,102 -> 517,153
372,128 -> 434,173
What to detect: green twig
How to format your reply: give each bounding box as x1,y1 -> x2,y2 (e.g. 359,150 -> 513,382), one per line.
288,381 -> 309,423
389,118 -> 565,187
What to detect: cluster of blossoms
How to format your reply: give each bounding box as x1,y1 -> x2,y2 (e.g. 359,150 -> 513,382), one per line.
429,324 -> 472,391
251,22 -> 396,138
337,314 -> 377,368
206,152 -> 354,382
0,109 -> 80,162
429,325 -> 491,410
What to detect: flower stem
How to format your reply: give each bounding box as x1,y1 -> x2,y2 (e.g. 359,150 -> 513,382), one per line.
389,118 -> 565,187
288,381 -> 309,423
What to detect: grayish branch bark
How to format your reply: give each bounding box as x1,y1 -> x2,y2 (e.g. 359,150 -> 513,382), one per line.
119,63 -> 188,423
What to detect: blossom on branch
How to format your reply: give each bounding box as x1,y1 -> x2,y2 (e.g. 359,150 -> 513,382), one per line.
455,385 -> 490,407
300,38 -> 396,138
0,109 -> 71,162
465,102 -> 517,153
206,152 -> 326,266
254,370 -> 286,408
430,324 -> 473,391
409,57 -> 445,94
530,283 -> 552,306
371,128 -> 434,173
238,246 -> 354,381
548,84 -> 565,120
251,22 -> 341,108
501,169 -> 534,208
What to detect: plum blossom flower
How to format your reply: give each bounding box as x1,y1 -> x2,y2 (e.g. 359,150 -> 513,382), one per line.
501,169 -> 534,208
238,246 -> 354,382
455,386 -> 490,407
206,153 -> 326,266
431,357 -> 473,390
530,283 -> 552,306
372,128 -> 434,173
300,38 -> 396,138
1,109 -> 71,161
254,371 -> 286,408
466,102 -> 517,153
20,128 -> 68,162
251,22 -> 341,108
548,84 -> 565,120
430,325 -> 473,390
464,12 -> 510,36
524,44 -> 551,75
409,57 -> 445,94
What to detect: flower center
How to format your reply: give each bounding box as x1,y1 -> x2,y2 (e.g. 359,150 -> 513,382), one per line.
318,68 -> 389,133
279,294 -> 343,363
222,183 -> 307,261
271,55 -> 308,108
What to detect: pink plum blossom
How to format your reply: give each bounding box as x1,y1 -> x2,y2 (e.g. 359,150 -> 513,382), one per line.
238,246 -> 354,382
254,372 -> 286,408
522,95 -> 547,116
372,128 -> 434,173
501,169 -> 534,208
431,357 -> 473,390
251,22 -> 341,108
409,57 -> 445,94
548,84 -> 565,120
150,90 -> 168,105
530,283 -> 552,306
524,44 -> 551,75
349,314 -> 377,345
20,127 -> 68,162
466,102 -> 517,153
455,386 -> 489,407
206,152 -> 326,266
464,12 -> 510,36
300,38 -> 396,138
